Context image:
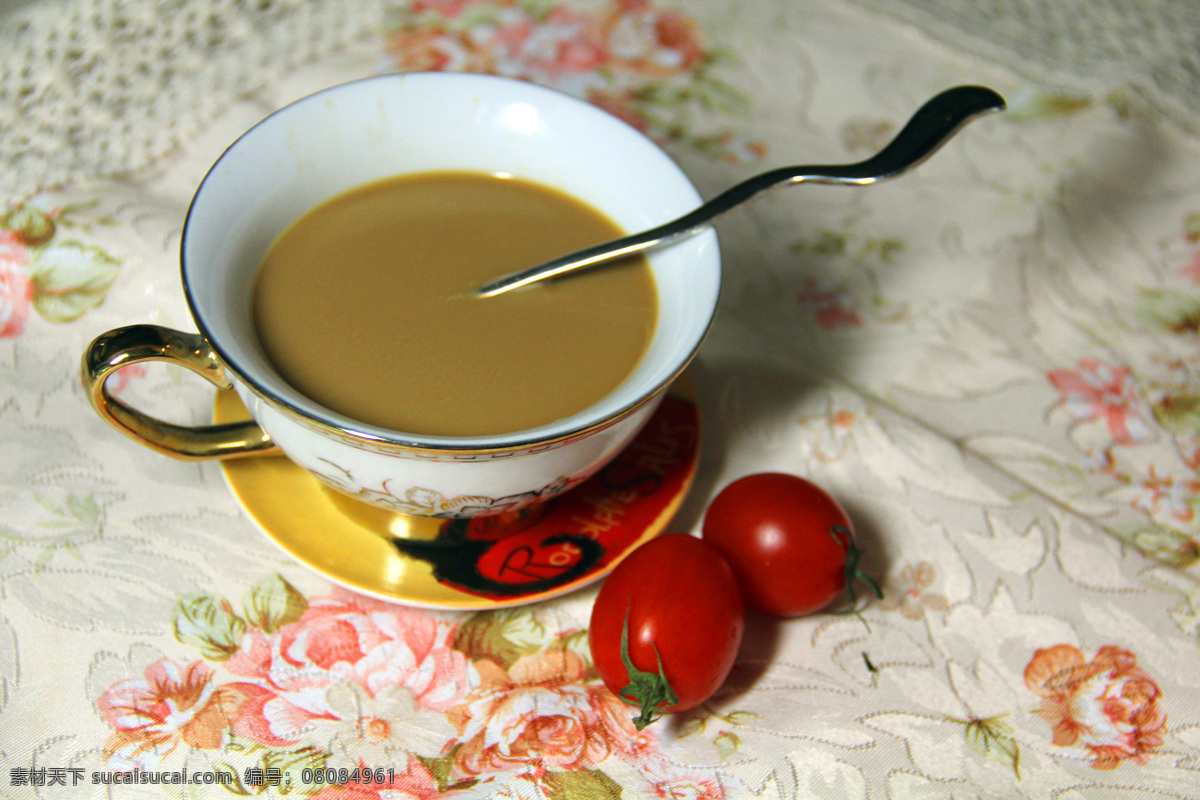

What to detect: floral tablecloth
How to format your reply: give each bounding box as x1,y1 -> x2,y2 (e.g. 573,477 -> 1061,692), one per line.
4,0 -> 1200,798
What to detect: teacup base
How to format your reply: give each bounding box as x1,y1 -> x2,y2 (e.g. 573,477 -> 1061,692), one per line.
214,377 -> 700,610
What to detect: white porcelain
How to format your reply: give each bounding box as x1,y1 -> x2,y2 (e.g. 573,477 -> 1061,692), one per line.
85,72 -> 721,517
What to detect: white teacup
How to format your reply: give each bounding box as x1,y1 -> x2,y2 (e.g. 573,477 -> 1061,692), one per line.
81,72 -> 721,518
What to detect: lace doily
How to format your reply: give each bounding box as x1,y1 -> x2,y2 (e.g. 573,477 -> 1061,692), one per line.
0,0 -> 391,198
2,0 -> 1199,198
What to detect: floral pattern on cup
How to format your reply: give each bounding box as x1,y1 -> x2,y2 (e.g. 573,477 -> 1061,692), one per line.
384,0 -> 765,163
311,457 -> 584,516
95,576 -> 746,797
1024,644 -> 1167,769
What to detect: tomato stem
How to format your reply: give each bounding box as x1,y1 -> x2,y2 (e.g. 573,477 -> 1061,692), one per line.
830,525 -> 883,612
618,604 -> 679,730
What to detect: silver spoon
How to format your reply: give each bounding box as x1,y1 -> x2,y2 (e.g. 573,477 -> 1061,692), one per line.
477,85 -> 1005,298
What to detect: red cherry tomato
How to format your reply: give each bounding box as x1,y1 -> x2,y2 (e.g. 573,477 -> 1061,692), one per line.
589,533 -> 744,729
701,472 -> 880,617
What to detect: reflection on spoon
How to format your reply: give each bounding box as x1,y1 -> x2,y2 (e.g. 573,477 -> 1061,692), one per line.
477,85 -> 1006,298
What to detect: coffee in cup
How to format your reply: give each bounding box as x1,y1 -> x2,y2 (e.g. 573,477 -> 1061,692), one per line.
252,169 -> 657,437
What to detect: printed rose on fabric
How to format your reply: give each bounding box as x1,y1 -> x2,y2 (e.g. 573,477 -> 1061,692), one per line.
412,0 -> 483,17
389,3 -> 609,87
487,6 -> 608,82
1124,466 -> 1200,523
797,278 -> 864,330
635,757 -> 727,800
311,755 -> 443,800
793,404 -> 862,463
386,27 -> 488,73
1047,358 -> 1153,445
383,0 -> 763,163
877,562 -> 950,620
304,682 -> 457,769
97,580 -> 708,795
1024,644 -> 1166,769
0,198 -> 121,334
0,231 -> 33,338
222,589 -> 471,747
97,658 -> 241,762
603,1 -> 704,77
447,647 -> 645,778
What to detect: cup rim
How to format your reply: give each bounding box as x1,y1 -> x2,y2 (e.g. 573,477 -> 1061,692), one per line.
181,71 -> 720,453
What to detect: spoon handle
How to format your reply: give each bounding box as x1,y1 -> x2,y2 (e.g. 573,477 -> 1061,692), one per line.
477,85 -> 1005,298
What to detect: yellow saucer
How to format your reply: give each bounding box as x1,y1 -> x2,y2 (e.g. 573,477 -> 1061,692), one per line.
215,379 -> 699,610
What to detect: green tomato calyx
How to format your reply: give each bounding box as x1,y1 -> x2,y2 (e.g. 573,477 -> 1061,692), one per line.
618,605 -> 679,730
832,524 -> 883,612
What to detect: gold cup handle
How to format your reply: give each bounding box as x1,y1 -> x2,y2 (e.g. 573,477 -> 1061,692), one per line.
81,324 -> 277,460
